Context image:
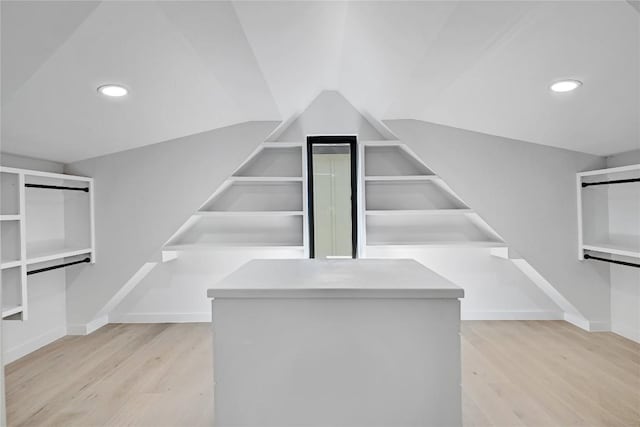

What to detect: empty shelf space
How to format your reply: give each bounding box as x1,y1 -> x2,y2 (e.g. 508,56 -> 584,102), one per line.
228,176 -> 303,182
26,246 -> 92,265
1,220 -> 22,265
1,172 -> 20,215
234,146 -> 303,178
365,181 -> 467,210
365,145 -> 433,176
203,181 -> 303,212
168,215 -> 303,248
364,175 -> 441,182
366,214 -> 503,247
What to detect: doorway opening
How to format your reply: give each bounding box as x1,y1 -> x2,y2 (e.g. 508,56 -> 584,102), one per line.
307,136 -> 358,259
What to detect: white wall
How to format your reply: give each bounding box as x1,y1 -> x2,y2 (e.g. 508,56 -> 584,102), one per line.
386,120 -> 610,326
1,153 -> 68,363
112,94 -> 563,322
64,121 -> 278,329
606,149 -> 640,342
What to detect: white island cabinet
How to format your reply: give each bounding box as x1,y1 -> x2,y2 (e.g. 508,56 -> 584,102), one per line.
208,259 -> 464,427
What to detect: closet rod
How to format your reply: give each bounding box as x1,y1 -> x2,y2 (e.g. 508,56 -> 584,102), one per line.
27,257 -> 91,275
581,178 -> 640,188
25,183 -> 89,192
584,254 -> 640,268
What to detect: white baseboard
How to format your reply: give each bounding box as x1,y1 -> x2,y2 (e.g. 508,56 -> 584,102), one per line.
3,326 -> 67,365
611,325 -> 640,343
461,310 -> 563,321
67,315 -> 109,335
109,312 -> 210,323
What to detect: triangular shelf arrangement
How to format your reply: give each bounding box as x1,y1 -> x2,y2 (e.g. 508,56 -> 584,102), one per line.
164,143 -> 306,252
361,142 -> 504,249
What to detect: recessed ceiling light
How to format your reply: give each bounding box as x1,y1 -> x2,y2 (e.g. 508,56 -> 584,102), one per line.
97,84 -> 128,97
550,80 -> 582,93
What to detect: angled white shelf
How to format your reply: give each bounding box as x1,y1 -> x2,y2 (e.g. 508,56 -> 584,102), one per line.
365,209 -> 473,216
366,241 -> 506,248
195,211 -> 303,217
364,175 -> 441,182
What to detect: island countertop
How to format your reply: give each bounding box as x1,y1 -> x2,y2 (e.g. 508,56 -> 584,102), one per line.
207,258 -> 464,299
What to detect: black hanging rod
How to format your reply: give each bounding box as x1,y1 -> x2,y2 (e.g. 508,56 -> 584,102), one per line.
584,253 -> 640,268
25,183 -> 89,192
27,257 -> 91,276
582,178 -> 640,188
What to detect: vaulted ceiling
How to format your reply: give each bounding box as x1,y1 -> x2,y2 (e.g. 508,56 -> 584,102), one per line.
1,1 -> 638,162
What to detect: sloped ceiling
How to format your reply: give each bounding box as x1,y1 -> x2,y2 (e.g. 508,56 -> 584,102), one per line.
1,1 -> 638,162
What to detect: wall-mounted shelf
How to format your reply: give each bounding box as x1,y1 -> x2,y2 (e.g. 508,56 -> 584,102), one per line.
577,164 -> 640,263
163,143 -> 308,256
360,141 -> 504,251
0,166 -> 95,320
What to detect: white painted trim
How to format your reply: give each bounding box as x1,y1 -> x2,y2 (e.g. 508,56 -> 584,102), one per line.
577,163 -> 640,177
462,310 -> 563,321
109,312 -> 211,323
0,166 -> 93,182
563,312 -> 592,330
3,326 -> 67,364
67,315 -> 109,336
611,324 -> 640,343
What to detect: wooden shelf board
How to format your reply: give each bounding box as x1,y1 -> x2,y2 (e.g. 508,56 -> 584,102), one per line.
164,244 -> 305,251
2,305 -> 23,318
365,209 -> 473,216
195,211 -> 304,217
228,176 -> 303,182
366,241 -> 506,248
0,166 -> 92,182
26,247 -> 92,265
1,260 -> 22,270
577,164 -> 640,178
364,175 -> 439,182
0,215 -> 22,221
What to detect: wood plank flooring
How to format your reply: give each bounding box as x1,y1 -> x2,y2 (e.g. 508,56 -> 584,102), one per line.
5,321 -> 639,426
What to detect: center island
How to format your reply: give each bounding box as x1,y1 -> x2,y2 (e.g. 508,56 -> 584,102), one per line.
208,258 -> 464,427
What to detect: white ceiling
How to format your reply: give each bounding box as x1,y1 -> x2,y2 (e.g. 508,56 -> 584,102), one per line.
1,1 -> 638,162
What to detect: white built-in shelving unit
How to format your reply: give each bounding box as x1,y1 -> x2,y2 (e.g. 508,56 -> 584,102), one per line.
577,164 -> 640,262
164,143 -> 307,255
0,167 -> 95,320
360,141 -> 504,251
164,140 -> 505,258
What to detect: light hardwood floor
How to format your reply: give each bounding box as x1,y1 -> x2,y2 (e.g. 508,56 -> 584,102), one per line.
5,321 -> 639,427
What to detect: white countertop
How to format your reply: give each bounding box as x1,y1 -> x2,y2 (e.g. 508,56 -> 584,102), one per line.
207,259 -> 464,299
